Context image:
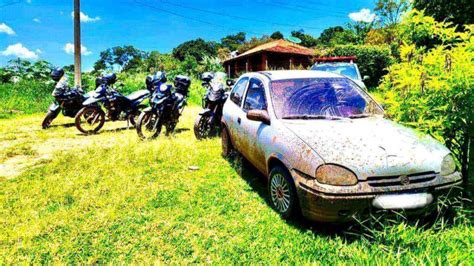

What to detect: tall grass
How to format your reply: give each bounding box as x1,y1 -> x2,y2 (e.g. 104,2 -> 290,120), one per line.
0,80 -> 53,118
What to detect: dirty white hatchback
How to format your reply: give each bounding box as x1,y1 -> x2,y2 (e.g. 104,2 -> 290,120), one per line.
221,70 -> 462,222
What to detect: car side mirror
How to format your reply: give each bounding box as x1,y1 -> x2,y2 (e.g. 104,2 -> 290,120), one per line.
363,75 -> 370,81
226,79 -> 235,87
247,110 -> 271,125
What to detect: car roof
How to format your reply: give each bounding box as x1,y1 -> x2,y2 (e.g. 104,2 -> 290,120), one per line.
255,70 -> 344,81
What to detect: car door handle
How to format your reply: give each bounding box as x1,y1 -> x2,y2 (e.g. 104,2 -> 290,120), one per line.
237,117 -> 241,124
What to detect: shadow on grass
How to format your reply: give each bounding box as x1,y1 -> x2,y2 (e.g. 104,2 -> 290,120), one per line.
48,122 -> 76,129
226,153 -> 473,243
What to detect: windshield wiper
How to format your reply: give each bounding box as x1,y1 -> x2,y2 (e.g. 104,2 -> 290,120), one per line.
348,114 -> 371,119
282,115 -> 342,120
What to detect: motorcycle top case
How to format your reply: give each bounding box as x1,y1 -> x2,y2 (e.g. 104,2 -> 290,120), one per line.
174,75 -> 191,96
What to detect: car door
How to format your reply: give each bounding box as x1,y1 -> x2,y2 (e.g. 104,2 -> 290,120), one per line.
224,77 -> 249,151
238,77 -> 269,172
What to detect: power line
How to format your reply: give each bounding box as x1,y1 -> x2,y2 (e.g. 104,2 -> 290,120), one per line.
0,0 -> 21,9
132,0 -> 269,36
158,0 -> 326,31
259,1 -> 348,19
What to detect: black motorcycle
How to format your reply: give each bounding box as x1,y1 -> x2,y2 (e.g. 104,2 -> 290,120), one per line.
42,68 -> 90,129
74,73 -> 150,134
194,72 -> 234,139
136,75 -> 191,140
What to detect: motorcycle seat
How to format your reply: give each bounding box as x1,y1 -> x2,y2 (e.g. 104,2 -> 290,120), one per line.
126,90 -> 150,101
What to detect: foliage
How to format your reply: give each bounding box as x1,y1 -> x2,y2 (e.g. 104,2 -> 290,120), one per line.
172,38 -> 218,62
325,44 -> 394,88
237,36 -> 272,54
290,30 -> 318,48
0,80 -> 53,117
220,32 -> 246,52
0,59 -> 53,83
93,46 -> 147,73
270,31 -> 284,40
0,109 -> 472,264
379,10 -> 474,181
375,0 -> 411,26
413,0 -> 474,27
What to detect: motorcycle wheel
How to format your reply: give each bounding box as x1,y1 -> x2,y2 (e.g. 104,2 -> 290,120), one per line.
193,114 -> 213,140
42,110 -> 59,129
74,107 -> 106,134
136,111 -> 162,140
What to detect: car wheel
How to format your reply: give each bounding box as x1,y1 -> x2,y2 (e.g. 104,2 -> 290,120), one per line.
221,126 -> 234,158
268,166 -> 298,219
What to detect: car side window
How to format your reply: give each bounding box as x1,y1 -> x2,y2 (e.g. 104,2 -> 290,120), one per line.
230,77 -> 249,106
243,78 -> 267,112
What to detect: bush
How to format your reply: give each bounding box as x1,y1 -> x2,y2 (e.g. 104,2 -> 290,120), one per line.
326,44 -> 394,88
0,80 -> 53,117
379,11 -> 474,184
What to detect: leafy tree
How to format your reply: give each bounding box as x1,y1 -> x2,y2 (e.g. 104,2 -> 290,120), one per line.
270,31 -> 284,40
143,51 -> 179,74
413,0 -> 474,27
318,26 -> 345,45
375,0 -> 410,26
291,31 -> 318,47
93,45 -> 146,72
348,22 -> 374,45
220,32 -> 246,51
172,38 -> 218,62
380,10 -> 474,184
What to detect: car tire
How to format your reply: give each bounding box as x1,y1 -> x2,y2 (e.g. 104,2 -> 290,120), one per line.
221,126 -> 234,158
268,166 -> 298,219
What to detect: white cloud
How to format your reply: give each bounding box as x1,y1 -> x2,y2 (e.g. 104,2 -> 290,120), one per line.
349,8 -> 377,23
33,18 -> 41,23
1,43 -> 39,59
71,11 -> 100,23
63,43 -> 92,56
0,23 -> 15,35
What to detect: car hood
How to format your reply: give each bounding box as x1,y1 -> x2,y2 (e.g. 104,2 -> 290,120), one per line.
282,117 -> 449,179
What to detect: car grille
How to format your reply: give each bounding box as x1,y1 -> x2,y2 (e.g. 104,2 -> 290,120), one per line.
366,171 -> 437,187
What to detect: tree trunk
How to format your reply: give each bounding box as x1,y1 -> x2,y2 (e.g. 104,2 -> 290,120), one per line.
467,137 -> 474,195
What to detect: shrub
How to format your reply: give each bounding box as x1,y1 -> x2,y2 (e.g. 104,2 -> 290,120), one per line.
380,10 -> 474,183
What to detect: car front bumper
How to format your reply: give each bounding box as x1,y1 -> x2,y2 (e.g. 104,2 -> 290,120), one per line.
296,177 -> 463,223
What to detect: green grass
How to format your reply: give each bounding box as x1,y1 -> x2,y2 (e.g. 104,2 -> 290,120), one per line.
0,107 -> 473,264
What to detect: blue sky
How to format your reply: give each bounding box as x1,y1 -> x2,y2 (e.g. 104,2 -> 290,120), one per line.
0,0 -> 376,70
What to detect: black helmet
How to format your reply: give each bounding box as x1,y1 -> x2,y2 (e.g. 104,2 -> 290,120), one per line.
174,75 -> 191,93
103,73 -> 117,85
95,76 -> 104,87
153,71 -> 167,85
201,72 -> 214,83
51,68 -> 64,81
145,75 -> 154,91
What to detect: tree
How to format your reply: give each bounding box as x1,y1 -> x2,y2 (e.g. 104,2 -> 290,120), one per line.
291,30 -> 318,47
318,26 -> 345,44
374,0 -> 410,26
93,45 -> 146,72
221,32 -> 246,51
238,36 -> 272,53
413,0 -> 474,27
270,31 -> 284,40
172,38 -> 218,62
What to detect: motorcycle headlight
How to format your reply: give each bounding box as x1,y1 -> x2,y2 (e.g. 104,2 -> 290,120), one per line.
315,164 -> 358,186
441,154 -> 456,176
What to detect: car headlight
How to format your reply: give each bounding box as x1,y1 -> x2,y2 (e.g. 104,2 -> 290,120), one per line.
315,164 -> 358,186
441,154 -> 456,176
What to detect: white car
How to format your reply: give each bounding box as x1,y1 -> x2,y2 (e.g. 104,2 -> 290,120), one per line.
221,70 -> 462,222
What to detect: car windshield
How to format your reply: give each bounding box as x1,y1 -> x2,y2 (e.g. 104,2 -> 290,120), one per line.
311,64 -> 360,80
270,78 -> 384,119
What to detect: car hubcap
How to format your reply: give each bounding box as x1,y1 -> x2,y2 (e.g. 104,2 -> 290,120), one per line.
270,173 -> 291,213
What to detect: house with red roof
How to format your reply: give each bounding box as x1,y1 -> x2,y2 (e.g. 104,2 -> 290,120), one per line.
223,39 -> 315,77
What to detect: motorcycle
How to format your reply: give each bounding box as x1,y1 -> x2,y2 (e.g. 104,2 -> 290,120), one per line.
74,73 -> 150,134
193,72 -> 234,139
42,68 -> 90,129
136,75 -> 191,140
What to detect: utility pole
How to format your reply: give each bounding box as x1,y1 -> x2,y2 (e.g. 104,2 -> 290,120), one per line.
73,0 -> 82,87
